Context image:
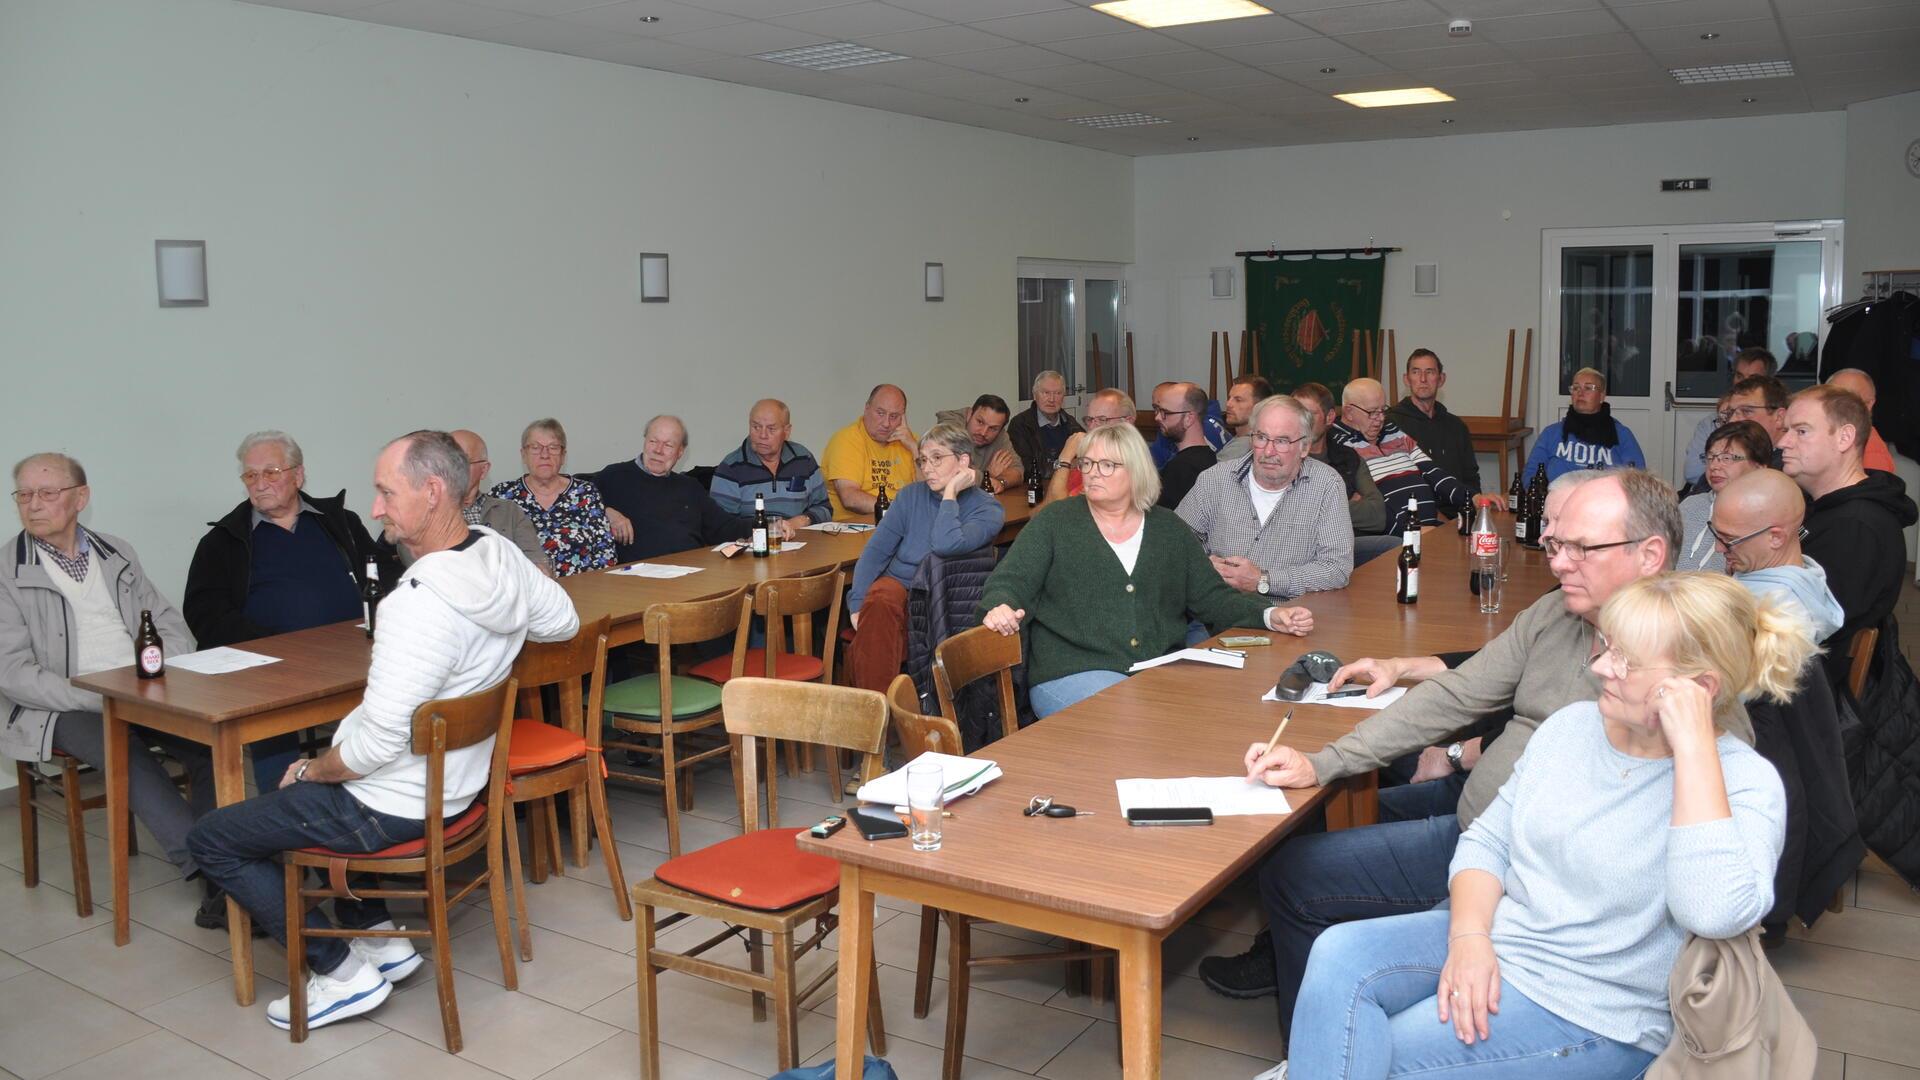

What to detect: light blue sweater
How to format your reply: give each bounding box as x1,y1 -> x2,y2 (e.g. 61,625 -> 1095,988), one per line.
1450,702 -> 1786,1052
847,483 -> 1004,611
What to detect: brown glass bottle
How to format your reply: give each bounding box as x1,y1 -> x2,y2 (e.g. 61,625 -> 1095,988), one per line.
135,609 -> 164,678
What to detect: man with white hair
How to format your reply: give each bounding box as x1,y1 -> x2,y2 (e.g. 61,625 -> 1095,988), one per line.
1041,388 -> 1136,504
1332,377 -> 1472,527
1007,369 -> 1083,480
188,430 -> 578,1033
384,430 -> 549,574
584,415 -> 750,562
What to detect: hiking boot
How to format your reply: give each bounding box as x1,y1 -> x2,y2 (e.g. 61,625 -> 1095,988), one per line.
1199,928 -> 1277,999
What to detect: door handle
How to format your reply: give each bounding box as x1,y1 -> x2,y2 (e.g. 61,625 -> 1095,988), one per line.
1662,381 -> 1675,412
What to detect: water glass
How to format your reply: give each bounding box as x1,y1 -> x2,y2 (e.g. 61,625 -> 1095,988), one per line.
906,762 -> 944,852
1476,566 -> 1503,614
1498,538 -> 1512,582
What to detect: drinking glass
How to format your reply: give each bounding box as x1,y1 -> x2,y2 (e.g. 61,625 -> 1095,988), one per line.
1498,538 -> 1512,582
906,762 -> 944,852
1476,566 -> 1503,614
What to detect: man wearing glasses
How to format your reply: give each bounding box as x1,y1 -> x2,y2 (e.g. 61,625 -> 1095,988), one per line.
1153,382 -> 1218,510
1331,377 -> 1472,527
1709,470 -> 1843,643
1681,348 -> 1777,486
3,453 -> 217,911
1175,395 -> 1352,600
1040,389 -> 1136,505
1007,370 -> 1082,482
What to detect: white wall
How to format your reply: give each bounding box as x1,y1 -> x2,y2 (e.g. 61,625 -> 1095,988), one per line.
0,0 -> 1131,602
1129,113 -> 1848,426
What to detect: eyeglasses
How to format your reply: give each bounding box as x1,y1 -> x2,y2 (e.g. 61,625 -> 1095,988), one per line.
523,442 -> 565,457
1709,523 -> 1774,550
1085,414 -> 1132,426
1075,457 -> 1124,478
240,467 -> 294,486
1594,631 -> 1681,679
1570,382 -> 1604,393
915,451 -> 955,469
1541,535 -> 1647,562
1724,404 -> 1777,419
1152,406 -> 1192,418
1345,404 -> 1387,419
1250,432 -> 1309,450
1704,452 -> 1750,465
10,485 -> 81,505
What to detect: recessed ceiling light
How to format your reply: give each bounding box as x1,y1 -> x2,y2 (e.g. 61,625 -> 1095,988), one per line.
1014,97 -> 1029,103
1091,0 -> 1273,29
1668,59 -> 1794,84
1067,111 -> 1171,129
638,15 -> 659,23
1318,66 -> 1338,74
1698,31 -> 1719,40
1334,87 -> 1455,108
1441,118 -> 1454,124
1742,96 -> 1756,103
754,42 -> 909,70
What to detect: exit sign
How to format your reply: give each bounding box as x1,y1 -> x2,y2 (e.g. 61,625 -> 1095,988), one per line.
1661,178 -> 1711,192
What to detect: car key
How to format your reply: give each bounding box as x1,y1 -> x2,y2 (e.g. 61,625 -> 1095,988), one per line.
1041,803 -> 1093,817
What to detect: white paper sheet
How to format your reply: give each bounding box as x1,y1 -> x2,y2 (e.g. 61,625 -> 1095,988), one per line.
609,563 -> 704,579
1127,647 -> 1247,673
803,522 -> 873,534
1261,681 -> 1407,710
166,647 -> 283,675
856,751 -> 1001,809
1115,777 -> 1292,817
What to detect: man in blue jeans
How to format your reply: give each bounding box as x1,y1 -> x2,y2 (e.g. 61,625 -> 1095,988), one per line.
1224,470 -> 1700,1045
188,431 -> 578,1032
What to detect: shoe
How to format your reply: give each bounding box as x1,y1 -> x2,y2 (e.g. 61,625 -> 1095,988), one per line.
1199,928 -> 1277,999
349,923 -> 424,983
1252,1062 -> 1288,1080
266,958 -> 391,1030
194,887 -> 267,938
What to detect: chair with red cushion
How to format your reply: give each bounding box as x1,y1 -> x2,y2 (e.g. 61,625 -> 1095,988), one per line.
14,751 -> 143,918
503,616 -> 629,961
282,677 -> 520,1052
629,678 -> 888,1080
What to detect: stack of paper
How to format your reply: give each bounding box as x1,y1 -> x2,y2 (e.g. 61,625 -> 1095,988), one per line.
610,563 -> 704,579
856,751 -> 1001,809
1115,777 -> 1292,817
1128,647 -> 1246,673
1261,682 -> 1407,710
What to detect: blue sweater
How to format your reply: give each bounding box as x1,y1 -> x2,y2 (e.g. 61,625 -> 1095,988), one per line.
709,439 -> 831,525
848,483 -> 1004,611
1450,703 -> 1785,1052
1524,417 -> 1646,481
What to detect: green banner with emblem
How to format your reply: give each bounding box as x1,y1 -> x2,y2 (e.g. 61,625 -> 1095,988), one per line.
1245,254 -> 1385,401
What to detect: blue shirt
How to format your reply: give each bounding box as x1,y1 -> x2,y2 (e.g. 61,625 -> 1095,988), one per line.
709,439 -> 831,525
242,515 -> 362,634
848,484 -> 1005,611
1523,417 -> 1646,481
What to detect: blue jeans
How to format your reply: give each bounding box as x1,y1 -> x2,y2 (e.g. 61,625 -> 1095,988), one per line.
1262,778 -> 1465,1033
187,781 -> 428,975
1029,669 -> 1129,718
1290,909 -> 1655,1078
52,711 -> 216,878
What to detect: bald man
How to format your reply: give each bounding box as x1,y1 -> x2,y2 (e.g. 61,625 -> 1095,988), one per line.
1709,469 -> 1843,642
711,398 -> 831,530
823,384 -> 918,519
1331,377 -> 1472,527
1825,369 -> 1896,473
389,430 -> 549,574
586,415 -> 751,561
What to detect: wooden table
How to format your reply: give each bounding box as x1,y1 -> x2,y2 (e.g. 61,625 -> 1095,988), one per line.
804,522 -> 1557,1078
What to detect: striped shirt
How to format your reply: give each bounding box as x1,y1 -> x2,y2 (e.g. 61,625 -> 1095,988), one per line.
1174,455 -> 1353,600
1331,419 -> 1471,526
709,439 -> 831,525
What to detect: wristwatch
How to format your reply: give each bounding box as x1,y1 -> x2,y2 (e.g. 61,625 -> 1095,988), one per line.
293,759 -> 311,784
1445,742 -> 1465,772
1257,572 -> 1271,596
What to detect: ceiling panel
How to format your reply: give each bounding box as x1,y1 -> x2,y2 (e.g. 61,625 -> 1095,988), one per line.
556,0 -> 744,36
767,2 -> 946,37
941,44 -> 1082,72
1287,0 -> 1450,36
348,0 -> 526,35
1044,31 -> 1193,60
1104,49 -> 1253,76
1605,0 -> 1773,29
662,20 -> 829,52
854,22 -> 1016,55
884,0 -> 1075,18
970,8 -> 1142,43
1152,13 -> 1321,48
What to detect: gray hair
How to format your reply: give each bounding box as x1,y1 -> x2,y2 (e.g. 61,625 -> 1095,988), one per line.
1032,369 -> 1066,394
920,423 -> 976,465
235,430 -> 303,471
1087,388 -> 1136,417
389,430 -> 470,498
521,417 -> 566,449
1573,366 -> 1607,392
12,452 -> 86,488
1248,394 -> 1312,435
644,414 -> 688,448
1549,468 -> 1606,493
1615,468 -> 1682,571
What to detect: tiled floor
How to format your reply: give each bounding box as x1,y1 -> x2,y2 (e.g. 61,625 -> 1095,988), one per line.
1,580 -> 1917,1080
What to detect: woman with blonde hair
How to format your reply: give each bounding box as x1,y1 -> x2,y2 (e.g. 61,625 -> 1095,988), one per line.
980,423 -> 1313,718
1281,572 -> 1807,1079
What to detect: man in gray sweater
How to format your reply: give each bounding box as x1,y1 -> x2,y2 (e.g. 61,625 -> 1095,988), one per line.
1228,469 -> 1713,1037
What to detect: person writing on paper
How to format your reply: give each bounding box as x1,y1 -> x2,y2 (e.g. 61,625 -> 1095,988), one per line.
978,423 -> 1312,719
1281,572 -> 1797,1079
844,424 -> 1005,693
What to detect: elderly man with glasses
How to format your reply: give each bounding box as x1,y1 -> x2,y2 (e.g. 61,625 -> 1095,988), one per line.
1331,377 -> 1472,527
1008,369 -> 1083,481
3,453 -> 217,905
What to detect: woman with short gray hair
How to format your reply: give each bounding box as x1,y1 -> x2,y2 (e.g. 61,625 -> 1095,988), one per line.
489,418 -> 616,576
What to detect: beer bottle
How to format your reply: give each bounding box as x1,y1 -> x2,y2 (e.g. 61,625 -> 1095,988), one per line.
1524,464 -> 1549,547
980,461 -> 994,493
1514,483 -> 1531,547
1507,470 -> 1524,515
1026,464 -> 1041,508
1396,512 -> 1421,605
361,558 -> 382,639
135,609 -> 164,679
752,493 -> 770,557
873,483 -> 890,525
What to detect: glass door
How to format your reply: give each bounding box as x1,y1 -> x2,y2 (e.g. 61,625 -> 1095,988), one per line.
1015,260 -> 1129,411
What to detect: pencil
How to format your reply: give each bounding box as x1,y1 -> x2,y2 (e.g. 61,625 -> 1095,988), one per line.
1261,708 -> 1296,759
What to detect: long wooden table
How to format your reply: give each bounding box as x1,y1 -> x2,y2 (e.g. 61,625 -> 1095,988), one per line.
71,488 -> 1034,1004
804,522 -> 1558,1079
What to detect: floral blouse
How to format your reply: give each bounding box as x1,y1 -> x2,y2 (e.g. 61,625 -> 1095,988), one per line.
489,475 -> 617,576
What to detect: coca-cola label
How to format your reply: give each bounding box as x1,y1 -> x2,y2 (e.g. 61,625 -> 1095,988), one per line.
1471,532 -> 1499,557
139,645 -> 163,674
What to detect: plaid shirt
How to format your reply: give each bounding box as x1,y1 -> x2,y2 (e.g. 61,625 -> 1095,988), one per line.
1175,455 -> 1354,600
32,532 -> 91,582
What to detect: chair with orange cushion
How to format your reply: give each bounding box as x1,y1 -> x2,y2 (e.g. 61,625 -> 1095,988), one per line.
602,586 -> 749,858
630,678 -> 888,1080
14,751 -> 143,917
503,615 -> 630,960
689,569 -> 846,811
884,674 -> 1110,1080
282,677 -> 519,1052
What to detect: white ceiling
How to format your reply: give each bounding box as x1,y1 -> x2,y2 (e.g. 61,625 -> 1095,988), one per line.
239,0 -> 1920,155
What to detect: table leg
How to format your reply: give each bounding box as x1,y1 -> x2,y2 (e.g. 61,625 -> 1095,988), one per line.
1327,772 -> 1378,831
1117,926 -> 1162,1079
833,865 -> 874,1079
103,701 -> 131,946
211,727 -> 256,1006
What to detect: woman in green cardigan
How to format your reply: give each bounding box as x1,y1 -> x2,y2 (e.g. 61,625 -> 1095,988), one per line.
979,423 -> 1314,718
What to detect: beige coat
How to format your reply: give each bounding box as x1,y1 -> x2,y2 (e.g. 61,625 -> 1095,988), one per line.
1648,930 -> 1816,1080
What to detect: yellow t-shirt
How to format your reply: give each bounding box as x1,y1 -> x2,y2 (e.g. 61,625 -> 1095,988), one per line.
822,418 -> 917,520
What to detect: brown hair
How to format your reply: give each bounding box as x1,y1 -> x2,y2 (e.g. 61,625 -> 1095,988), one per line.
1706,420 -> 1773,467
1790,385 -> 1871,459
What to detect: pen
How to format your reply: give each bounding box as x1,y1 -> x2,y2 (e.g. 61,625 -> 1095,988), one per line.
1208,647 -> 1247,659
1261,707 -> 1296,759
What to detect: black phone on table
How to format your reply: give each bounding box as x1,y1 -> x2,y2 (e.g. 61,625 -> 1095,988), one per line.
850,807 -> 909,841
1125,807 -> 1214,827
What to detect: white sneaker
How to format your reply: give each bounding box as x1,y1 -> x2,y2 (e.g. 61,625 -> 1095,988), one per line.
1251,1063 -> 1288,1080
349,922 -> 423,983
266,957 -> 391,1030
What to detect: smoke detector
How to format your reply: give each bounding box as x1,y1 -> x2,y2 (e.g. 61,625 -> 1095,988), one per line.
1448,18 -> 1472,37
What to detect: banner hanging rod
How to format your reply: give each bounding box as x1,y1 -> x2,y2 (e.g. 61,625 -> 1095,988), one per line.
1236,245 -> 1402,259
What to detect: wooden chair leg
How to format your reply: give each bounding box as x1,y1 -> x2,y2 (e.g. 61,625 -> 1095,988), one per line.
427,863 -> 462,1053
825,746 -> 842,804
587,772 -> 632,920
942,912 -> 971,1080
763,738 -> 779,830
912,905 -> 939,1018
542,796 -> 564,877
527,800 -> 551,885
62,756 -> 93,918
15,764 -> 38,891
504,803 -> 535,962
485,814 -> 518,990
867,953 -> 887,1056
635,904 -> 662,1080
567,787 -> 589,868
660,728 -> 682,858
782,740 -> 800,778
771,928 -> 800,1072
749,928 -> 767,1022
285,864 -> 309,1043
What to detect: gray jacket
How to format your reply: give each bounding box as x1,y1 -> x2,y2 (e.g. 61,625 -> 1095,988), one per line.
0,529 -> 195,762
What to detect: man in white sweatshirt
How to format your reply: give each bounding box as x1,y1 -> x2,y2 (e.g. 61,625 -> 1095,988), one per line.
188,430 -> 578,1032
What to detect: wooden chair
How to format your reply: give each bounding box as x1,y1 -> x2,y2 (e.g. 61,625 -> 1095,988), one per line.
283,677 -> 520,1051
15,751 -> 141,917
931,625 -> 1021,747
503,616 -> 630,961
630,678 -> 889,1079
603,586 -> 749,858
1830,626 -> 1883,915
1461,329 -> 1535,494
887,673 -> 1110,1080
689,570 -> 846,809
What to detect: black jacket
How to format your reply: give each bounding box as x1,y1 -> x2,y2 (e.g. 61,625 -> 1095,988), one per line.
584,461 -> 750,564
1749,662 -> 1864,929
1802,471 -> 1918,684
1387,397 -> 1481,495
1842,619 -> 1920,887
1820,292 -> 1920,459
182,490 -> 389,649
1007,405 -> 1083,478
907,545 -> 1018,752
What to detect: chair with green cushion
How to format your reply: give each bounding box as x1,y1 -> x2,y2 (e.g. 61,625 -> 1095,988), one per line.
603,585 -> 750,858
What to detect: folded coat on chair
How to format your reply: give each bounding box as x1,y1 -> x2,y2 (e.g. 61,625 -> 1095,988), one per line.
1647,930 -> 1816,1080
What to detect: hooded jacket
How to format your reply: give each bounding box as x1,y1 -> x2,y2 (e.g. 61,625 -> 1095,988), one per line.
332,527 -> 577,818
183,489 -> 389,650
1387,396 -> 1482,495
1737,558 -> 1845,645
1801,470 -> 1918,682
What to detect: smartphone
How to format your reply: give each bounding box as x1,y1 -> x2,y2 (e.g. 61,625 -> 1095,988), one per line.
849,807 -> 909,841
1125,807 -> 1215,827
1322,687 -> 1370,700
808,815 -> 846,839
1219,635 -> 1271,648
